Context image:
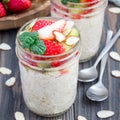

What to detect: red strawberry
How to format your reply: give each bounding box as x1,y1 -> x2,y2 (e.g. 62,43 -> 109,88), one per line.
38,19 -> 66,40
0,2 -> 6,17
3,0 -> 31,13
31,20 -> 54,32
43,40 -> 65,55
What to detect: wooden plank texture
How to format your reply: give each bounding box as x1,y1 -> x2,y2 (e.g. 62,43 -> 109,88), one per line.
0,4 -> 120,120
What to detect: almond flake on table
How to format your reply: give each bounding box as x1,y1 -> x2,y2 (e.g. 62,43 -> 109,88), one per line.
15,111 -> 25,120
97,110 -> 114,119
111,70 -> 120,78
0,67 -> 12,75
0,43 -> 11,50
5,77 -> 16,87
77,115 -> 87,120
109,51 -> 120,62
108,7 -> 120,14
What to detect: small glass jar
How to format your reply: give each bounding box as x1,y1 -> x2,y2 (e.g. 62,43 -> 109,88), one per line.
51,0 -> 108,62
16,17 -> 81,117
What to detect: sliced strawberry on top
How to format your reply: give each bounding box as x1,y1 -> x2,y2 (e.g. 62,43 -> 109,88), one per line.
38,19 -> 67,40
31,20 -> 54,31
43,40 -> 65,55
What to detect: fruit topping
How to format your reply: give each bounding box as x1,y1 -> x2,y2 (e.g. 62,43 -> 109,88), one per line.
43,40 -> 65,55
38,19 -> 66,40
31,20 -> 54,32
18,19 -> 80,68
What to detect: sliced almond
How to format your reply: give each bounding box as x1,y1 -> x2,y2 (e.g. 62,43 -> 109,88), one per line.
63,21 -> 74,36
54,31 -> 65,42
111,70 -> 120,78
5,77 -> 16,87
109,51 -> 120,62
0,67 -> 12,75
77,115 -> 87,120
66,36 -> 79,45
108,7 -> 120,14
15,111 -> 25,120
0,43 -> 11,50
97,110 -> 114,119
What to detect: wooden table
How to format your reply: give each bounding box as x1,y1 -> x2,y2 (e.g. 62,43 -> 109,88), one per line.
0,4 -> 120,120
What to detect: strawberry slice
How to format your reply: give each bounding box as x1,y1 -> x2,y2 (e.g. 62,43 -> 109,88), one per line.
31,20 -> 54,31
38,19 -> 66,40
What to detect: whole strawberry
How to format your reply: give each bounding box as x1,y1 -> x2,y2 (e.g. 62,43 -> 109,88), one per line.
3,0 -> 31,13
0,2 -> 6,17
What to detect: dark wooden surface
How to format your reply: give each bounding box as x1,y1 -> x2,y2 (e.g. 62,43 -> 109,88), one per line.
0,4 -> 120,120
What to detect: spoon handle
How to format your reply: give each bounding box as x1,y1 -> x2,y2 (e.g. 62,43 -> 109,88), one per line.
98,30 -> 113,83
94,28 -> 120,67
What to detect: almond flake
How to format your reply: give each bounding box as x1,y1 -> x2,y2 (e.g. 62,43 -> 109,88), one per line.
97,110 -> 114,119
66,36 -> 79,45
0,67 -> 12,75
54,31 -> 65,42
77,115 -> 87,120
111,70 -> 120,78
5,77 -> 16,87
15,111 -> 25,120
0,43 -> 11,50
108,7 -> 120,14
109,51 -> 120,62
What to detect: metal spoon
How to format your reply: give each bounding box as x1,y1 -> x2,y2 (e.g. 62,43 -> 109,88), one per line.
78,28 -> 120,82
86,30 -> 111,101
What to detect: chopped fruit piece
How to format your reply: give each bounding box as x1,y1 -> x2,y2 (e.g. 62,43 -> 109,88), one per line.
80,0 -> 94,2
43,40 -> 65,55
31,20 -> 54,31
68,28 -> 79,37
38,26 -> 55,40
54,31 -> 65,42
66,36 -> 79,45
59,69 -> 68,74
50,19 -> 67,32
38,19 -> 66,40
71,14 -> 82,19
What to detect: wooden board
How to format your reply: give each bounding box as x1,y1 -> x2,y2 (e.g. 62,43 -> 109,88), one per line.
0,0 -> 50,30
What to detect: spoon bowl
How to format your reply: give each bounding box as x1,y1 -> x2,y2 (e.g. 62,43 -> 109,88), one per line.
86,83 -> 108,101
78,66 -> 98,82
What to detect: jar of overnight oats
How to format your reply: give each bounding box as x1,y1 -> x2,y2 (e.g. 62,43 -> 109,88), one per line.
51,0 -> 108,62
16,17 -> 81,117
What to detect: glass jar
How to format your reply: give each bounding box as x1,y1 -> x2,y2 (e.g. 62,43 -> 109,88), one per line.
16,17 -> 81,117
51,0 -> 108,62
